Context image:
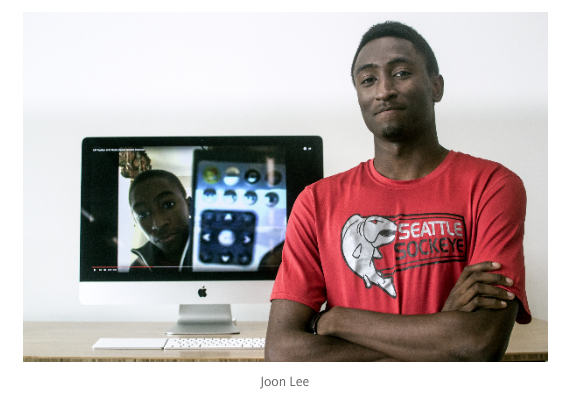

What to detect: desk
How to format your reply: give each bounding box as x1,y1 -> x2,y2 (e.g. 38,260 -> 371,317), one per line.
23,319 -> 547,362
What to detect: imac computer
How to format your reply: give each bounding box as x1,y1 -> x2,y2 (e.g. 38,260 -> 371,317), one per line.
80,136 -> 323,334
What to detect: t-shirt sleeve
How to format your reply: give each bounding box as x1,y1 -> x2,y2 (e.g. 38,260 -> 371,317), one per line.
270,187 -> 327,312
469,172 -> 531,324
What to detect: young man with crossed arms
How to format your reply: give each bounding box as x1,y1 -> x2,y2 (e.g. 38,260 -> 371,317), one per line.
265,21 -> 530,362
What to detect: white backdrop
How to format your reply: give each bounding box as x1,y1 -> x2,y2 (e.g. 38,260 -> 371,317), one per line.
23,12 -> 548,322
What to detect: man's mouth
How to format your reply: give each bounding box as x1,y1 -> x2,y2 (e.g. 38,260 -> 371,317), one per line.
375,105 -> 403,116
156,233 -> 177,244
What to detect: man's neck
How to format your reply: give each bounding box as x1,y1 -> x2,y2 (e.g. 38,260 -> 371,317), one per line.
372,135 -> 449,181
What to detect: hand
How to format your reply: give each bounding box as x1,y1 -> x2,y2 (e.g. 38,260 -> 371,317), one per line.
442,261 -> 515,312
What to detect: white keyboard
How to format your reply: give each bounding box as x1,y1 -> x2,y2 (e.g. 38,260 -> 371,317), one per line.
164,337 -> 265,350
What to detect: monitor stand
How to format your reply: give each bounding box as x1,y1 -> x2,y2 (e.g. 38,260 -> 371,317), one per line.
165,304 -> 240,335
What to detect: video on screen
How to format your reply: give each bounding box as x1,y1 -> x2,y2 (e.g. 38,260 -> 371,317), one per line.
113,145 -> 287,274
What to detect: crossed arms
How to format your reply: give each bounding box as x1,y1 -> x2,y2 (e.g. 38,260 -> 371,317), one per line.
265,261 -> 519,362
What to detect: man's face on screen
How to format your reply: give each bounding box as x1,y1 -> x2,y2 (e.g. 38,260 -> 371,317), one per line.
129,177 -> 190,260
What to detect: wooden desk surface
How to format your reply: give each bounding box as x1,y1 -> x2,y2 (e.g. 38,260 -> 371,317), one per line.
23,319 -> 547,362
23,321 -> 266,362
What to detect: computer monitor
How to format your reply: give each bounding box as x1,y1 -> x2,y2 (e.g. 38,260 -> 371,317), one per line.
79,136 -> 323,334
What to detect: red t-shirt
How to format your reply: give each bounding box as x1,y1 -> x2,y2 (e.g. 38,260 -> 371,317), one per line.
271,151 -> 531,324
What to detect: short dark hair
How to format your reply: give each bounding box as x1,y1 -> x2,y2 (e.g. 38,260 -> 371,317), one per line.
129,169 -> 187,205
351,21 -> 439,85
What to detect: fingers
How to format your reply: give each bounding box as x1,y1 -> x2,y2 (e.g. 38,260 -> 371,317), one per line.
461,295 -> 514,312
471,282 -> 515,300
458,262 -> 514,288
442,261 -> 516,313
459,261 -> 501,278
453,261 -> 495,286
444,285 -> 515,313
460,283 -> 515,308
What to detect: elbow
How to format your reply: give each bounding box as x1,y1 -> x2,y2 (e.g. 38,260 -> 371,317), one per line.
449,321 -> 512,362
452,335 -> 509,362
453,307 -> 518,361
264,336 -> 293,362
264,343 -> 284,362
442,305 -> 517,362
264,332 -> 313,362
264,343 -> 300,362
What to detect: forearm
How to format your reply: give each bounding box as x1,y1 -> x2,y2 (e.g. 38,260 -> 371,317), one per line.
265,327 -> 397,362
265,299 -> 398,362
318,301 -> 518,362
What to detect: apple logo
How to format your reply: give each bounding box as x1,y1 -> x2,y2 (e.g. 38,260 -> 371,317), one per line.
198,286 -> 207,298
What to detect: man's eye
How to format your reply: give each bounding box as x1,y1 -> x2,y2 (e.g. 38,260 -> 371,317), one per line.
136,211 -> 150,220
361,77 -> 376,85
163,201 -> 175,209
394,71 -> 410,77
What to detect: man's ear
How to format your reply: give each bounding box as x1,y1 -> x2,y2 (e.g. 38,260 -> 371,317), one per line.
431,74 -> 444,103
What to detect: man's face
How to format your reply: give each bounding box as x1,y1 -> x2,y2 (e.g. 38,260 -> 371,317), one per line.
352,37 -> 443,142
129,178 -> 190,259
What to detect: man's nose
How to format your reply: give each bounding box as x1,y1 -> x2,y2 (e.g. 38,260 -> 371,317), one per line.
151,211 -> 169,230
375,76 -> 397,101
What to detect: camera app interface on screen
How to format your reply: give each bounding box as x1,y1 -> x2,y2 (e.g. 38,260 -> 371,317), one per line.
192,150 -> 286,272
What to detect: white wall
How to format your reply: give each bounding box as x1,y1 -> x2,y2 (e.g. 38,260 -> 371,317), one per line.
23,12 -> 548,322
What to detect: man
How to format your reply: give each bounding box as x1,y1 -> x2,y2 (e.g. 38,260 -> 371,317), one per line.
265,21 -> 531,362
128,169 -> 192,271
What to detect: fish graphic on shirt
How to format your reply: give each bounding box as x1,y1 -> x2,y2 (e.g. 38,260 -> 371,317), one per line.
341,214 -> 397,298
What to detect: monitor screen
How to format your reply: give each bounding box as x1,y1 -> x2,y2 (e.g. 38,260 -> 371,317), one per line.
80,136 -> 323,334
